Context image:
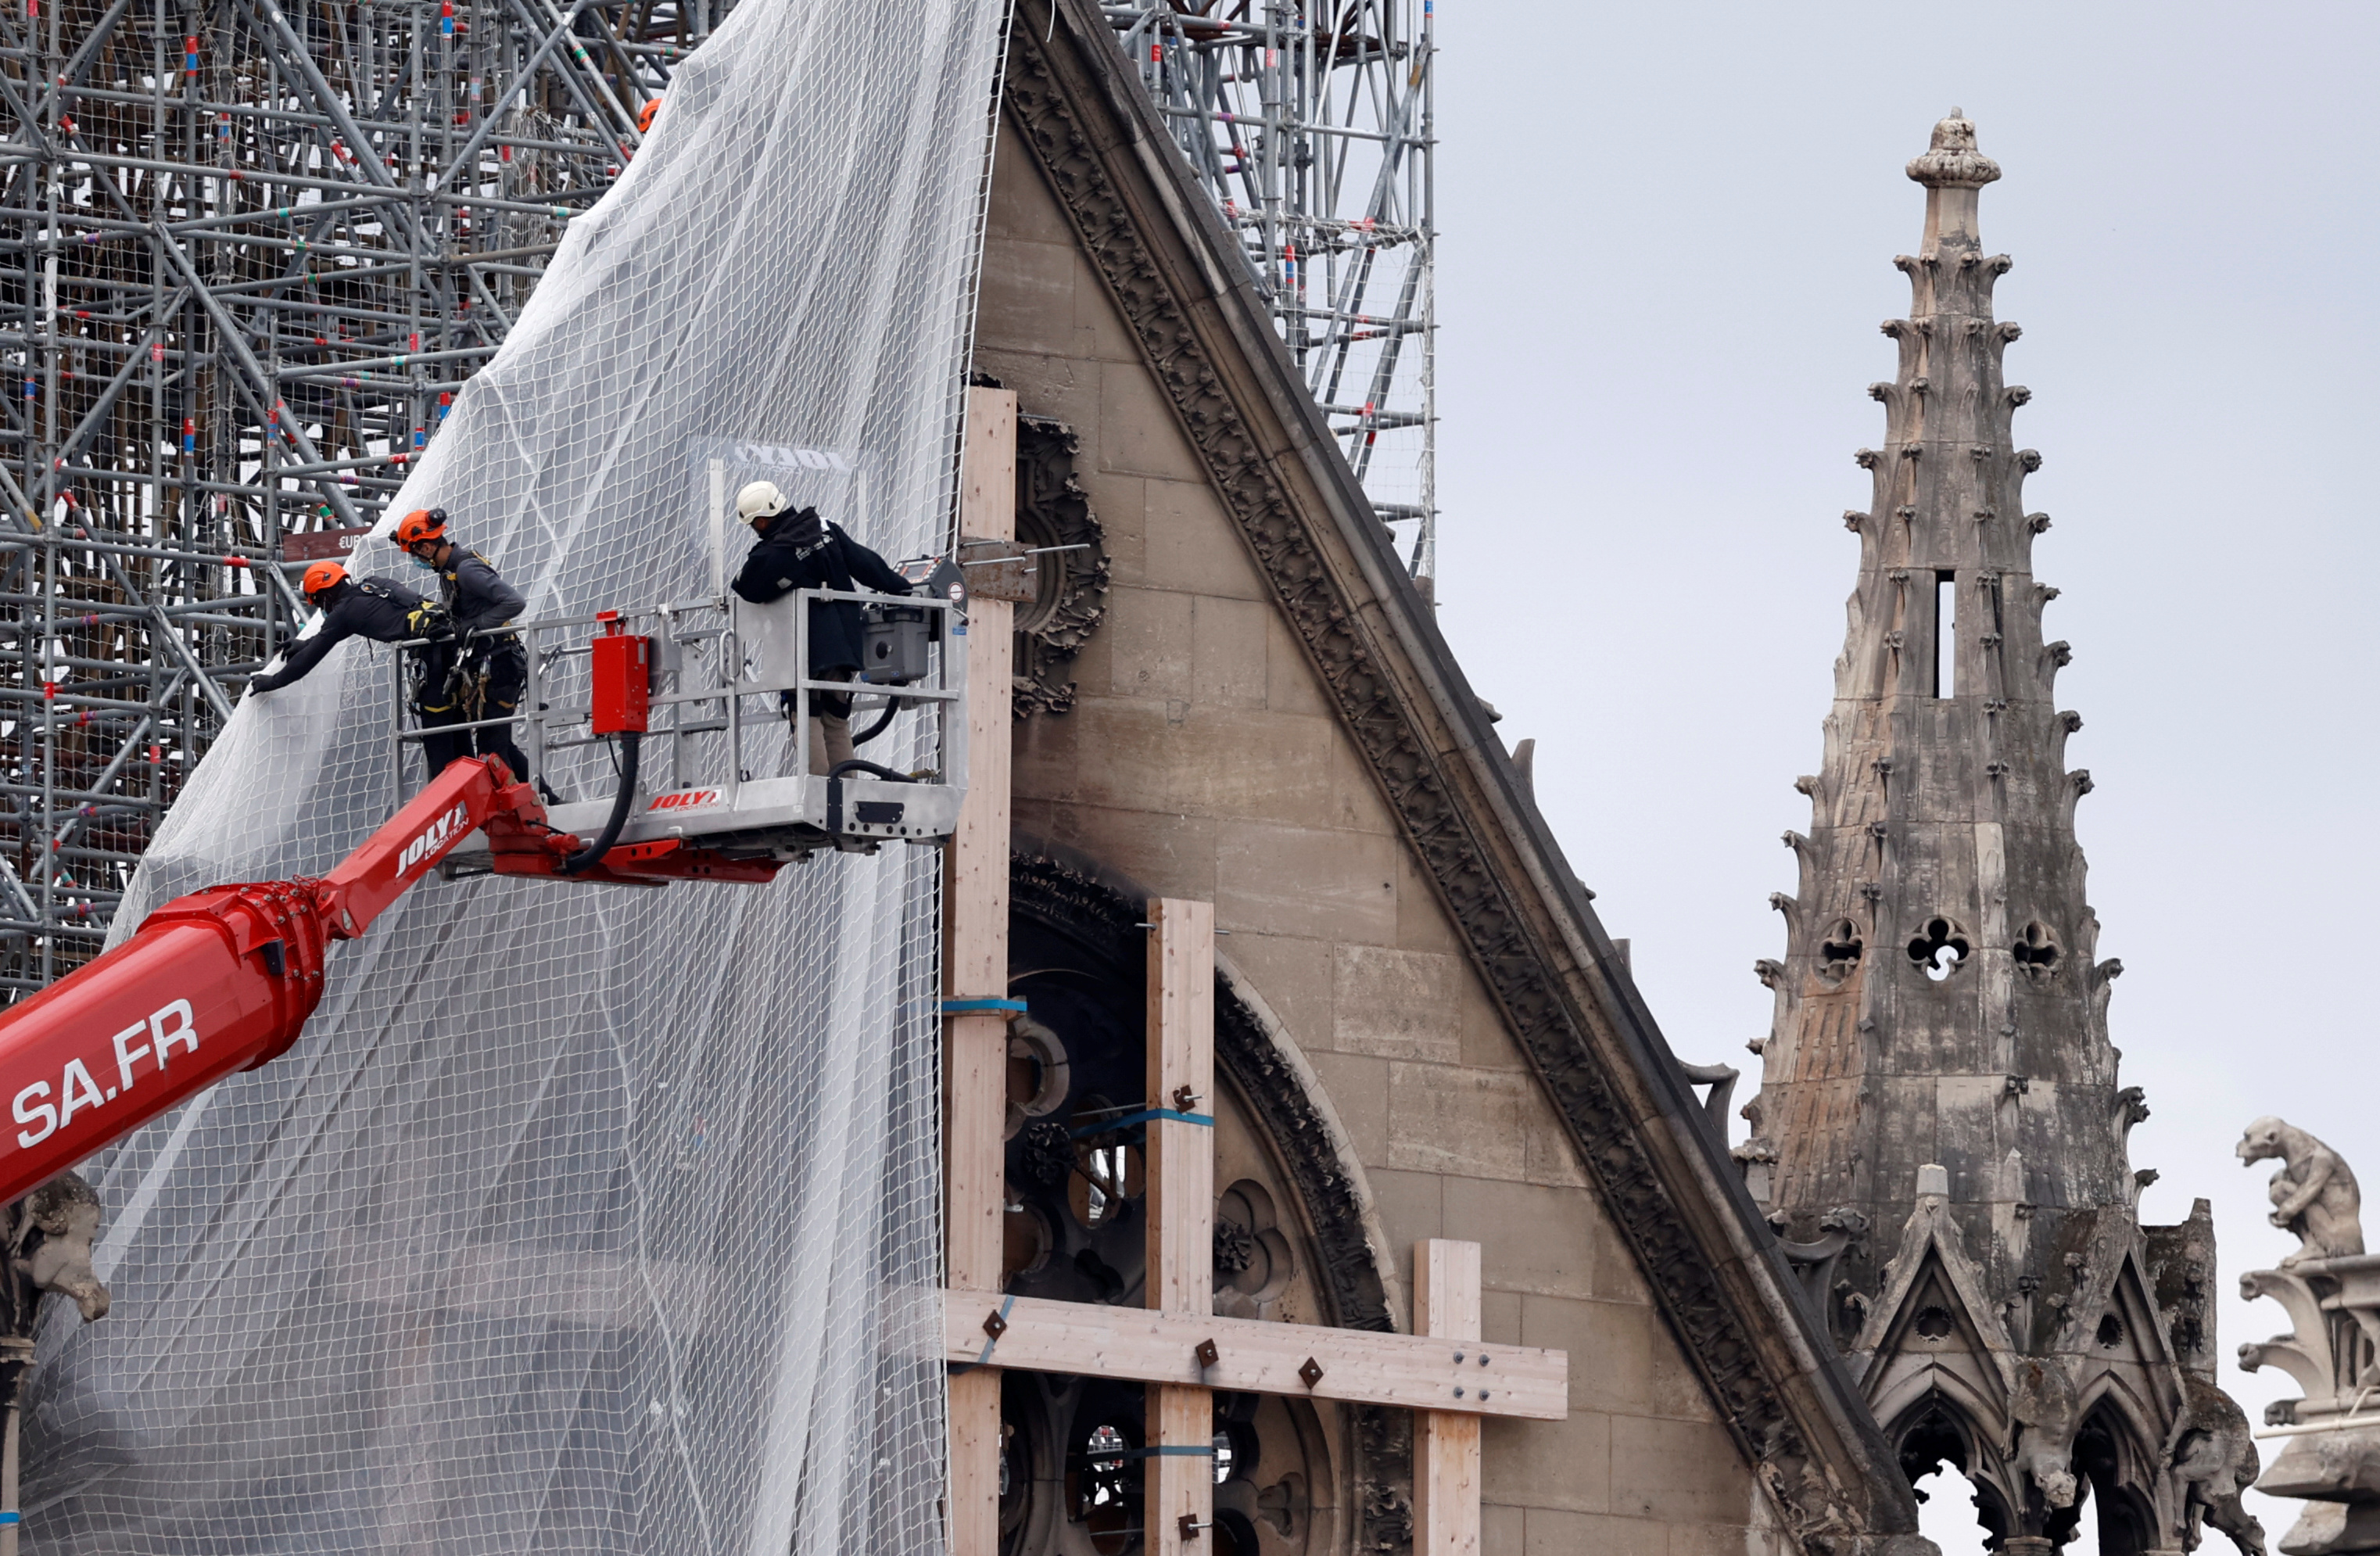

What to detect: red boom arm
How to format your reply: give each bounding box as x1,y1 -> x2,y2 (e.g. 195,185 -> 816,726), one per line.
0,757 -> 579,1208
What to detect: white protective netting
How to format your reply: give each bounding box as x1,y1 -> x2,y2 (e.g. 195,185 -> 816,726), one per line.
16,0 -> 1008,1548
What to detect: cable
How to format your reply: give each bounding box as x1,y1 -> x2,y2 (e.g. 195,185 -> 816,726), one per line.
562,731 -> 640,875
825,758 -> 915,784
850,695 -> 898,746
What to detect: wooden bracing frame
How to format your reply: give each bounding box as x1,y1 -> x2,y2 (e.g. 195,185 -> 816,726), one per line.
941,388 -> 1565,1555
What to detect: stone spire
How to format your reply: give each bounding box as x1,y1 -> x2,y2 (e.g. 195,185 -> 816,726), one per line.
1739,112 -> 2263,1556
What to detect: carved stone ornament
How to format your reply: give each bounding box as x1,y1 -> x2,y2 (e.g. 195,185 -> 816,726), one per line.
2235,1121 -> 2380,1556
1012,413 -> 1109,718
6,1170 -> 107,1328
1906,107 -> 2003,190
2242,1117 -> 2365,1269
0,1167 -> 109,1419
963,375 -> 1111,719
1002,5 -> 1906,1547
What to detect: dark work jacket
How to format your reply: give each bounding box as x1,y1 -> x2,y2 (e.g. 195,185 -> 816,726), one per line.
256,575 -> 426,690
434,547 -> 526,639
730,511 -> 911,674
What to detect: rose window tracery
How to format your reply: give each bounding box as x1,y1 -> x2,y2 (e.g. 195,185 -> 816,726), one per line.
995,854 -> 1402,1554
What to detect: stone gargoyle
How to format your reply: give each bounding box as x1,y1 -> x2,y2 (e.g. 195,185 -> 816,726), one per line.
2010,1354 -> 2081,1512
2166,1373 -> 2266,1556
9,1171 -> 109,1324
2240,1117 -> 2364,1270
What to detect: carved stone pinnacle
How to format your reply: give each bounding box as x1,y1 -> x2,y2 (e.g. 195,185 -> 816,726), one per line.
1906,108 -> 2002,190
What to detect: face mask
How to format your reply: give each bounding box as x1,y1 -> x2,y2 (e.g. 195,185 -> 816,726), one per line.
411,554 -> 435,572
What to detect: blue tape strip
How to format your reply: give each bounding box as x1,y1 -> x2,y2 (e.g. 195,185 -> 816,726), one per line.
1070,1108 -> 1214,1138
973,1294 -> 1017,1368
0,1511 -> 23,1525
942,998 -> 1027,1014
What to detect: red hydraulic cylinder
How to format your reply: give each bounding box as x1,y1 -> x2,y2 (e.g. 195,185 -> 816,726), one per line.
0,755 -> 581,1208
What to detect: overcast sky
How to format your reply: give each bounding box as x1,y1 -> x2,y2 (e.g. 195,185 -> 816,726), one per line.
1425,4 -> 2379,1547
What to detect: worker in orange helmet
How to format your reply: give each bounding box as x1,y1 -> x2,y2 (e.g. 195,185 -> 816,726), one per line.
247,559 -> 431,700
636,96 -> 661,134
392,507 -> 536,787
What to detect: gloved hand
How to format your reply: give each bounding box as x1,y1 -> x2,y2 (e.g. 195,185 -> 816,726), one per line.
248,672 -> 282,696
406,602 -> 455,642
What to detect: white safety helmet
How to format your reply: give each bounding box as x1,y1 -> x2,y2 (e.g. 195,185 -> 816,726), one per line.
736,480 -> 789,525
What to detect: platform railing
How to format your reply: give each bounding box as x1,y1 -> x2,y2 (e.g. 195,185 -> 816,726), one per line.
381,586 -> 966,820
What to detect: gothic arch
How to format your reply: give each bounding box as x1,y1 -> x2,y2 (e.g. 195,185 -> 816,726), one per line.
1887,1396 -> 2013,1551
2070,1370 -> 2163,1465
2068,1399 -> 2163,1556
1002,844 -> 1407,1555
1869,1363 -> 2009,1469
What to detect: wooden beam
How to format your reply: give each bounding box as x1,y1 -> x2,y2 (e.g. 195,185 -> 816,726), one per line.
945,384 -> 1016,1008
944,385 -> 1018,1556
1414,1240 -> 1484,1556
1145,898 -> 1214,1318
945,1362 -> 1001,1556
941,1289 -> 1567,1422
1145,898 -> 1215,1554
942,1027 -> 1004,1556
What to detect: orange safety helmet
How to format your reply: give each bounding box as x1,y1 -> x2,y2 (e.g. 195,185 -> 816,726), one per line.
300,560 -> 348,598
393,507 -> 448,549
636,96 -> 661,133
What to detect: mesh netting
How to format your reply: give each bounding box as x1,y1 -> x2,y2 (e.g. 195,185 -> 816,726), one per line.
16,0 -> 1008,1547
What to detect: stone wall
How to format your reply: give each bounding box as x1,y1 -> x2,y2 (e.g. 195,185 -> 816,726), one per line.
975,111 -> 1769,1556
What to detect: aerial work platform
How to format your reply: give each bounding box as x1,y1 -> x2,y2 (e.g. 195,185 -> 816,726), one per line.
0,562 -> 978,1204
430,573 -> 971,879
0,402 -> 1009,1200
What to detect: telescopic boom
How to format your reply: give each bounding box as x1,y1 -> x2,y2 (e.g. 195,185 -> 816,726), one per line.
0,756 -> 576,1207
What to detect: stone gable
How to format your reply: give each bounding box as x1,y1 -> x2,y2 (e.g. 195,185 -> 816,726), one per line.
980,93 -> 1763,1556
967,7 -> 1930,1554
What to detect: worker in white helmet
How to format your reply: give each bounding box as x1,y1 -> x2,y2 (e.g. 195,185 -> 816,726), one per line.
729,480 -> 913,775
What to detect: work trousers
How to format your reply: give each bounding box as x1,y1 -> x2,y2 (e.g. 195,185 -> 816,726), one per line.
784,668 -> 856,777
418,638 -> 531,787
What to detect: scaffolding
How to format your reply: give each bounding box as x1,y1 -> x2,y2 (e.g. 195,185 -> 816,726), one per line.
1105,0 -> 1436,579
0,0 -> 1441,994
0,0 -> 701,991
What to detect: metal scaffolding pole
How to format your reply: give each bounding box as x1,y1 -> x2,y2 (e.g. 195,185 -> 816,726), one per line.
0,0 -> 705,994
1105,0 -> 1437,582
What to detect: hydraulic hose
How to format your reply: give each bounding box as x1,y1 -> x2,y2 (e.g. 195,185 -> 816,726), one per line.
851,697 -> 898,746
563,731 -> 640,874
826,758 -> 916,784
